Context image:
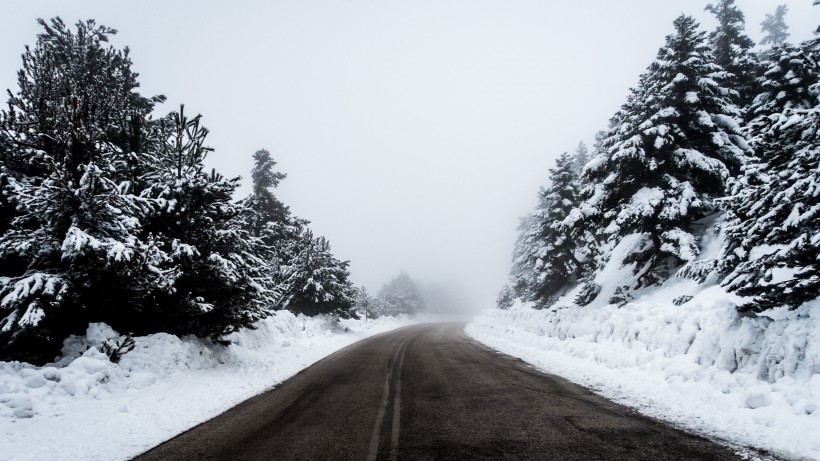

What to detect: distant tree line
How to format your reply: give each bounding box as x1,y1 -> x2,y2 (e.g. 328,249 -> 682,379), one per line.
501,2 -> 820,314
354,271 -> 426,319
0,18 -> 356,363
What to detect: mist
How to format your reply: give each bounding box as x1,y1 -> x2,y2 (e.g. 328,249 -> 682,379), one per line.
1,0 -> 817,314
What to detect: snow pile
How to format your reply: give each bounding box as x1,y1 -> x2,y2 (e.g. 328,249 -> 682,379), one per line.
467,242 -> 820,460
0,312 -> 413,461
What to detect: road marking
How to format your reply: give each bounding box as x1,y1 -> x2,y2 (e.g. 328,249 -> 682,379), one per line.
389,336 -> 410,461
366,334 -> 413,461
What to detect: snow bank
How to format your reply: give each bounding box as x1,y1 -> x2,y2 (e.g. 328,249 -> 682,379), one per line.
0,312 -> 413,461
467,279 -> 820,460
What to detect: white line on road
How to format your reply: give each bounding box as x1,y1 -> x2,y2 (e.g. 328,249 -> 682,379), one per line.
366,334 -> 413,461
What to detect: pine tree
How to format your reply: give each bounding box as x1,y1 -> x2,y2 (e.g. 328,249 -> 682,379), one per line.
243,149 -> 289,240
574,141 -> 590,173
0,19 -> 277,362
280,231 -> 356,317
760,5 -> 790,49
508,152 -> 585,307
373,271 -> 425,316
354,286 -> 374,320
136,107 -> 277,338
721,37 -> 820,312
578,15 -> 749,289
748,44 -> 817,123
0,18 -> 165,362
704,0 -> 761,108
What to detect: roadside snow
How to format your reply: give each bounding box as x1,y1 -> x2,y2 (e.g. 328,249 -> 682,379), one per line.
467,280 -> 820,460
0,311 -> 413,461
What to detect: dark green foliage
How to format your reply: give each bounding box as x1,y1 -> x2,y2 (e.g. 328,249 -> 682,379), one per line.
722,38 -> 820,312
704,0 -> 761,108
0,18 -> 277,363
0,18 -> 165,362
243,149 -> 289,239
280,231 -> 356,318
578,15 -> 749,287
509,152 -> 586,307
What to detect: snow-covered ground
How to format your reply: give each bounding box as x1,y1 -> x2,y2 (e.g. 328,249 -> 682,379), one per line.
467,238 -> 820,461
0,311 -> 414,461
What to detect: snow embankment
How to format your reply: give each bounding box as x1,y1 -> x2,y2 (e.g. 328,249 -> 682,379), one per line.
0,311 -> 413,461
467,287 -> 820,460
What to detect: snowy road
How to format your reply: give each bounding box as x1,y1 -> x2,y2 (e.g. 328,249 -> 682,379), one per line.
135,323 -> 743,460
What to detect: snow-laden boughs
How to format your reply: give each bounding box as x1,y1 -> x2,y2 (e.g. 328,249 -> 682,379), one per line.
507,152 -> 587,307
575,15 -> 750,290
280,230 -> 355,317
721,37 -> 820,312
135,108 -> 277,338
0,19 -> 282,363
747,43 -> 817,124
704,0 -> 761,109
0,18 -> 166,362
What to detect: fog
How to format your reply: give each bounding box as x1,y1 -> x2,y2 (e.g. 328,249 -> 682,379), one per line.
1,1 -> 817,313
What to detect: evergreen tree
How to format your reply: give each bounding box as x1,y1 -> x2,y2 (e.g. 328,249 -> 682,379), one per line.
243,149 -> 289,240
747,44 -> 818,128
0,18 -> 165,362
577,15 -> 749,289
0,19 -> 277,362
760,5 -> 790,48
574,141 -> 589,173
137,107 -> 276,338
495,284 -> 515,310
373,271 -> 425,316
354,286 -> 374,320
508,152 -> 585,307
704,0 -> 761,108
280,231 -> 356,317
721,38 -> 820,312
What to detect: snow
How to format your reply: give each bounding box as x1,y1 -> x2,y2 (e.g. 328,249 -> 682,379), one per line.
467,240 -> 820,460
0,311 -> 414,461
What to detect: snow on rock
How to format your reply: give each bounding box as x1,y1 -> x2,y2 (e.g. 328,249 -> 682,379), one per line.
466,282 -> 820,460
0,311 -> 413,461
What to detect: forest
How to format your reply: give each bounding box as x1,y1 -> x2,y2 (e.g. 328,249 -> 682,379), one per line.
0,18 -> 378,364
501,1 -> 820,317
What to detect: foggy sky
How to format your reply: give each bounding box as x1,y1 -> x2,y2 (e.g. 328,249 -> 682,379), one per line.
1,1 -> 817,312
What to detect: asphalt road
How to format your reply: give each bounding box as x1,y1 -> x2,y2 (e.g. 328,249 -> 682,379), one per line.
135,323 -> 744,461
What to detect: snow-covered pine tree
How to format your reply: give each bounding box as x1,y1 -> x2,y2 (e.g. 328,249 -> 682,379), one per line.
354,286 -> 374,320
243,149 -> 289,240
495,284 -> 515,310
578,15 -> 750,290
508,152 -> 585,307
704,0 -> 761,109
574,141 -> 590,174
373,271 -> 425,316
137,107 -> 276,338
760,5 -> 790,49
0,18 -> 166,362
746,43 -> 818,133
721,36 -> 820,312
280,230 -> 356,317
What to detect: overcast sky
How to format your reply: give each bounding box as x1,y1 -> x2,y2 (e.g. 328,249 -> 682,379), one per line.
1,1 -> 817,311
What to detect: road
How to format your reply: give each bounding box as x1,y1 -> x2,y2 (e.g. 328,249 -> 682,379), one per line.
135,323 -> 744,460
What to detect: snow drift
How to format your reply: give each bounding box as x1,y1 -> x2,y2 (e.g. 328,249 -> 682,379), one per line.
0,311 -> 412,461
468,237 -> 820,460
